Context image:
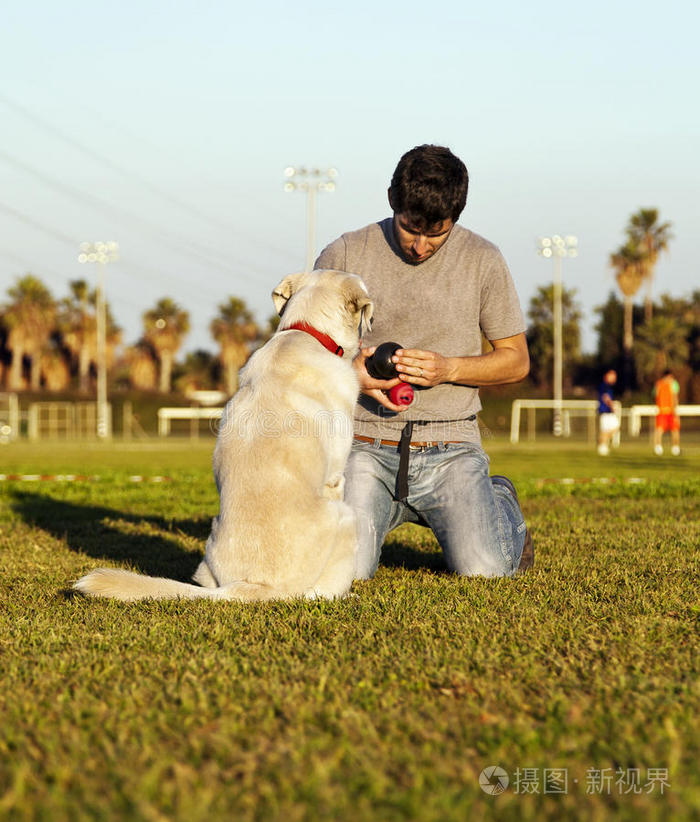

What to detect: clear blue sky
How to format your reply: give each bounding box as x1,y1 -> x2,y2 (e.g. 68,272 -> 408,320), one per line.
2,0 -> 698,356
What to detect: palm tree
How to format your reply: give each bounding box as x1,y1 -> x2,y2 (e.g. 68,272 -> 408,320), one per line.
610,242 -> 646,355
102,304 -> 123,373
610,242 -> 649,391
58,282 -> 122,392
2,275 -> 56,390
210,297 -> 258,395
58,279 -> 96,392
125,342 -> 158,391
143,298 -> 190,393
624,208 -> 673,322
40,343 -> 71,391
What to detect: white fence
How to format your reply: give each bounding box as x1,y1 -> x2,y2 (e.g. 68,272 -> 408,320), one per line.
157,406 -> 223,437
27,402 -> 112,440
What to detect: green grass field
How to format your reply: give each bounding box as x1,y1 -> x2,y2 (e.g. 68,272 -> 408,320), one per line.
1,437 -> 698,821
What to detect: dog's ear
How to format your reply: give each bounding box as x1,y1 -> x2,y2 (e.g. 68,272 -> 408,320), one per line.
347,292 -> 374,336
359,298 -> 374,336
272,272 -> 308,316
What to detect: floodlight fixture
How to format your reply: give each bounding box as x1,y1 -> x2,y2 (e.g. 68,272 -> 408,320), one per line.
284,166 -> 338,271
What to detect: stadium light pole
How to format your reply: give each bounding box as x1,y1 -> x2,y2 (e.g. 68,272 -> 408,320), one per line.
284,166 -> 337,271
537,234 -> 578,436
78,241 -> 119,439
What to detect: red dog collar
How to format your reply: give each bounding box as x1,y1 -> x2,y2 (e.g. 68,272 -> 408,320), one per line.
286,322 -> 344,357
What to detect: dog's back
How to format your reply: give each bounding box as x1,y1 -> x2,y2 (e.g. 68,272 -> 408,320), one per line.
201,330 -> 359,592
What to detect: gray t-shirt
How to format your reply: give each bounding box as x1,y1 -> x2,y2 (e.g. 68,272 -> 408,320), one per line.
315,218 -> 525,442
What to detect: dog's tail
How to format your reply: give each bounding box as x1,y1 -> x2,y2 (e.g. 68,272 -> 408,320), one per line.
73,568 -> 281,602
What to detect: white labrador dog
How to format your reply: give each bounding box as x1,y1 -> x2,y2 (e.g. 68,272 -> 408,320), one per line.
74,270 -> 373,602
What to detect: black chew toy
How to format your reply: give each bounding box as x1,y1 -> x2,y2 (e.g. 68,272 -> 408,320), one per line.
366,342 -> 401,380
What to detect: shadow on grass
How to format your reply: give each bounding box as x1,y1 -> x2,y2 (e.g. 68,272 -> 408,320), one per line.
381,527 -> 447,573
9,490 -> 449,581
9,490 -> 207,581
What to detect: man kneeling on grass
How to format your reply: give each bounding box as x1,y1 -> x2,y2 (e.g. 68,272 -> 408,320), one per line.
315,144 -> 534,580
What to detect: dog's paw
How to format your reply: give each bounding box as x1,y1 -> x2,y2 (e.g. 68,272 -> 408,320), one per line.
323,473 -> 345,500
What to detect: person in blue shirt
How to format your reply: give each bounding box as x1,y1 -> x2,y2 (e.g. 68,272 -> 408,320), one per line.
597,369 -> 619,456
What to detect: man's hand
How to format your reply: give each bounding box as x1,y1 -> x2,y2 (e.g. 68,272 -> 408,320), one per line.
354,346 -> 409,413
394,334 -> 530,387
392,348 -> 455,387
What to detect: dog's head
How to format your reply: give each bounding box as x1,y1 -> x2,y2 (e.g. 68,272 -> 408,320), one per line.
272,271 -> 373,356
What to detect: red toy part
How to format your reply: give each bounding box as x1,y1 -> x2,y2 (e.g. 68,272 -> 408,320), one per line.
388,382 -> 414,406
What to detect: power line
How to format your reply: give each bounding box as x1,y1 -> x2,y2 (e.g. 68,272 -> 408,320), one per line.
0,201 -> 275,315
0,201 -> 80,246
0,148 -> 277,283
0,247 -> 71,282
0,92 -> 293,259
0,247 -> 204,317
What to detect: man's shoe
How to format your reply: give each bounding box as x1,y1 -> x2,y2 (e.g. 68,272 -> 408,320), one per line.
518,526 -> 535,573
491,475 -> 534,573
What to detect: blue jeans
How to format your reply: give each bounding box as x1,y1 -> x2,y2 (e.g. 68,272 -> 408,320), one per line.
344,439 -> 527,579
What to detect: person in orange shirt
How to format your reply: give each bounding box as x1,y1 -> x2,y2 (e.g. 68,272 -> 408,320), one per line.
653,369 -> 681,456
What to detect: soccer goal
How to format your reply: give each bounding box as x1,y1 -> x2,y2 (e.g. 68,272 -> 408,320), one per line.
510,399 -> 621,445
627,404 -> 700,437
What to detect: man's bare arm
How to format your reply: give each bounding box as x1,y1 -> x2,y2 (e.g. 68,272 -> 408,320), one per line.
393,333 -> 530,387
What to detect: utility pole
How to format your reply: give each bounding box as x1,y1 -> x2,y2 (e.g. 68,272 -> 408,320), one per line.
78,241 -> 119,439
284,166 -> 337,271
537,234 -> 578,436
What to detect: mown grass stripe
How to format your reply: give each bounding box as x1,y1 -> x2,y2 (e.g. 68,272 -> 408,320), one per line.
0,440 -> 698,821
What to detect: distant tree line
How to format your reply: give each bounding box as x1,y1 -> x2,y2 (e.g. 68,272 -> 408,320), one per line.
0,275 -> 278,397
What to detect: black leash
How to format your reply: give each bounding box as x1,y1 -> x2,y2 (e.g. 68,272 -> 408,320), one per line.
393,415 -> 477,502
395,421 -> 413,501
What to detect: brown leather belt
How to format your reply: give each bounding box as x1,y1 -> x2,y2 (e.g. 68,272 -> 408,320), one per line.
354,416 -> 478,501
354,434 -> 462,449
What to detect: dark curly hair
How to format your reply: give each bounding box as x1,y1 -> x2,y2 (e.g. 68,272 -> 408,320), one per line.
388,145 -> 469,229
